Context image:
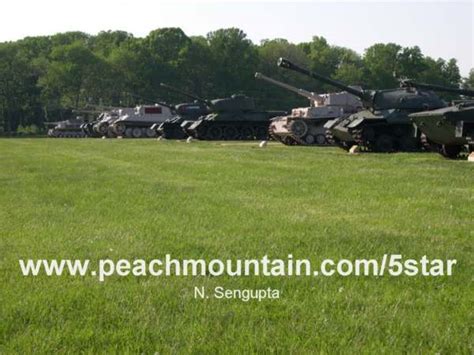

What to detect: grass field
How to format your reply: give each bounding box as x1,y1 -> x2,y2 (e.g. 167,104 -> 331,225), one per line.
0,138 -> 472,353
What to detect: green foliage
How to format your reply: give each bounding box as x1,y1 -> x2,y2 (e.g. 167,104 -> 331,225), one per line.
463,69 -> 474,89
0,28 -> 469,132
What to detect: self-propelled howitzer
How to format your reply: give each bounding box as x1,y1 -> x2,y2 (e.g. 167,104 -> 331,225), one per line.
406,81 -> 474,158
277,58 -> 446,152
255,72 -> 362,145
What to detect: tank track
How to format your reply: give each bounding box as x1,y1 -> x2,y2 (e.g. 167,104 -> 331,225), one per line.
193,122 -> 271,141
351,128 -> 368,152
326,129 -> 351,151
49,131 -> 86,138
268,125 -> 283,143
420,133 -> 440,153
348,125 -> 424,153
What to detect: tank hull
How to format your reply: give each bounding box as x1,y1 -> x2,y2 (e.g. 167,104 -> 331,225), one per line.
409,103 -> 474,158
154,116 -> 200,139
48,128 -> 86,138
110,121 -> 159,138
187,111 -> 286,140
326,110 -> 422,152
269,116 -> 331,145
47,118 -> 87,138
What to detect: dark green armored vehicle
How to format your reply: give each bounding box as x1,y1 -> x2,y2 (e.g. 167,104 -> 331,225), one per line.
278,58 -> 447,152
159,84 -> 286,140
190,95 -> 287,140
406,81 -> 474,158
152,84 -> 211,139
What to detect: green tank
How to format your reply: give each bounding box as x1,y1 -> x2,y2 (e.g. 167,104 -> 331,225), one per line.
407,81 -> 474,158
278,58 -> 447,152
154,84 -> 211,139
160,83 -> 286,140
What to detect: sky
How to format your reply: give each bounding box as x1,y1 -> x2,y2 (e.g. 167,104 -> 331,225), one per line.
1,0 -> 472,76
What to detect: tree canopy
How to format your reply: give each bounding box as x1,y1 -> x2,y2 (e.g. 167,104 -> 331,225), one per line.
0,27 -> 471,133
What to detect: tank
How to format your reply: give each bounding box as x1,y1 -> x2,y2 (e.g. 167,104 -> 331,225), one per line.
406,81 -> 474,158
255,72 -> 362,145
46,117 -> 86,138
109,104 -> 173,138
277,58 -> 447,152
151,84 -> 211,139
89,109 -> 128,137
160,83 -> 286,140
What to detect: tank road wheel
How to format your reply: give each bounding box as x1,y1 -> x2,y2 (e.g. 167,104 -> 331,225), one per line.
145,128 -> 156,138
97,122 -> 108,135
223,126 -> 239,140
289,120 -> 308,138
131,127 -> 142,138
114,123 -> 126,136
315,134 -> 327,145
398,136 -> 419,152
440,145 -> 462,159
241,127 -> 255,140
206,126 -> 223,140
304,134 -> 315,145
374,134 -> 394,153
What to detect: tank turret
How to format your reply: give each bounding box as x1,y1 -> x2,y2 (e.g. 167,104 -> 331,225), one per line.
277,58 -> 445,111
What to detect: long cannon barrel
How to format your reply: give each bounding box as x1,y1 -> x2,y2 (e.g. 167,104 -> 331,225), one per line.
277,58 -> 367,100
255,72 -> 322,101
402,80 -> 474,97
160,83 -> 213,107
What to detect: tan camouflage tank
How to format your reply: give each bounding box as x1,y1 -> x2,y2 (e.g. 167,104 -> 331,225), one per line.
255,73 -> 362,145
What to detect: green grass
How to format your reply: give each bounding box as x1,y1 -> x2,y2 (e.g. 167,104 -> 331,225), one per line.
0,138 -> 472,353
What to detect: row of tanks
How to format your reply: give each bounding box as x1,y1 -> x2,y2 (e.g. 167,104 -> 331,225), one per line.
276,58 -> 474,158
45,57 -> 473,159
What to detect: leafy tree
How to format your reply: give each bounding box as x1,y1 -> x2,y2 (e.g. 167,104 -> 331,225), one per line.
39,41 -> 113,110
463,69 -> 474,89
256,39 -> 313,109
90,30 -> 134,57
363,43 -> 402,89
0,44 -> 37,133
0,27 -> 466,131
207,28 -> 258,96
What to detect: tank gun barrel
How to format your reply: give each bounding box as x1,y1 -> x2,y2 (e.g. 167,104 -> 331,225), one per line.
160,83 -> 213,108
277,58 -> 367,101
255,72 -> 322,101
402,80 -> 474,97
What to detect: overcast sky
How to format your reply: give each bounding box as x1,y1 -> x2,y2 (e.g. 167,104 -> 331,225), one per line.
1,0 -> 472,76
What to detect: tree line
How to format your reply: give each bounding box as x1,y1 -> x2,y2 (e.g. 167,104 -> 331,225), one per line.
0,27 -> 473,134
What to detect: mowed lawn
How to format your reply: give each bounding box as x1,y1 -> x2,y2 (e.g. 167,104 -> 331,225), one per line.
0,138 -> 472,353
